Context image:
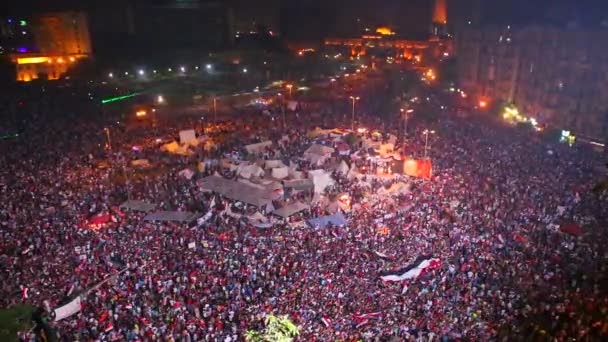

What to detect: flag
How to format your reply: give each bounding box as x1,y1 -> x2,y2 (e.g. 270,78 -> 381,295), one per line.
21,286 -> 28,299
104,324 -> 113,332
321,317 -> 331,327
379,256 -> 440,282
353,312 -> 382,322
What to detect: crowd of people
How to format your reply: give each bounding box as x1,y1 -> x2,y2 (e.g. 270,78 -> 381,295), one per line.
1,79 -> 608,342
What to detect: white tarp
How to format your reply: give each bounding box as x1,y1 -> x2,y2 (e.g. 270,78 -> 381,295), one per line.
236,163 -> 265,179
336,160 -> 349,175
308,169 -> 335,193
179,168 -> 195,180
53,296 -> 82,322
245,140 -> 273,154
179,129 -> 197,145
273,201 -> 310,218
265,160 -> 286,169
198,175 -> 274,208
271,166 -> 289,179
304,144 -> 335,166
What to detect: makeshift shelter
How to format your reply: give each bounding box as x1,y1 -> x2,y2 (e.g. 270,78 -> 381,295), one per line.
307,213 -> 347,229
336,160 -> 350,175
198,175 -> 274,208
283,179 -> 314,191
236,163 -> 265,179
308,169 -> 335,193
265,160 -> 286,169
119,200 -> 156,212
273,201 -> 310,218
304,144 -> 335,165
271,166 -> 289,179
179,129 -> 197,145
143,211 -> 201,223
245,140 -> 273,154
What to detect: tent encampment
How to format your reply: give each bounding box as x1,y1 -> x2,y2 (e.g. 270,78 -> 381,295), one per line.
179,129 -> 197,145
198,175 -> 274,208
308,169 -> 335,193
236,163 -> 265,179
271,166 -> 289,179
245,140 -> 273,154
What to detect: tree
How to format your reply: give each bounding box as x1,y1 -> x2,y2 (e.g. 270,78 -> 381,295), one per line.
245,315 -> 300,342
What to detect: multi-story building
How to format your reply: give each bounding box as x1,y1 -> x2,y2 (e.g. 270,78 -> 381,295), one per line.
10,11 -> 91,81
456,24 -> 608,140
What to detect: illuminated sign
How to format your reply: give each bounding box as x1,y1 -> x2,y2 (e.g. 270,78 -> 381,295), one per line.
17,57 -> 50,64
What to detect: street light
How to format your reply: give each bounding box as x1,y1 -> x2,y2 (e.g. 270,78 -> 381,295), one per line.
206,64 -> 212,70
180,66 -> 186,72
286,84 -> 293,97
156,95 -> 164,104
401,108 -> 414,139
349,96 -> 360,131
242,68 -> 248,73
423,129 -> 436,159
277,93 -> 286,127
138,69 -> 145,76
108,72 -> 113,78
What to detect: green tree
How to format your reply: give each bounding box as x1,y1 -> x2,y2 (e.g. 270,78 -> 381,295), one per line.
245,315 -> 300,342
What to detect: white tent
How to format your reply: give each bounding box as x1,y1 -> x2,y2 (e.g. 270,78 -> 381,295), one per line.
287,100 -> 298,111
236,163 -> 265,179
245,140 -> 273,154
308,169 -> 335,193
179,129 -> 197,145
198,175 -> 274,208
304,144 -> 335,166
271,166 -> 289,179
273,201 -> 310,218
179,168 -> 195,180
336,160 -> 350,175
265,159 -> 286,169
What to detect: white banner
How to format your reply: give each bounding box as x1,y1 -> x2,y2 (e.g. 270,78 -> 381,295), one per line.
53,296 -> 82,322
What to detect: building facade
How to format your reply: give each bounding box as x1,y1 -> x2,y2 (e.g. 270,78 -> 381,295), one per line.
11,11 -> 91,81
456,25 -> 608,140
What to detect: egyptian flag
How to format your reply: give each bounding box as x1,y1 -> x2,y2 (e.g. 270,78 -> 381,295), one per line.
373,250 -> 394,261
321,317 -> 331,327
379,255 -> 440,282
21,286 -> 29,299
353,312 -> 381,328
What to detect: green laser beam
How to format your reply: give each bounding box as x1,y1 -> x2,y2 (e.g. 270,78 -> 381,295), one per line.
101,92 -> 141,104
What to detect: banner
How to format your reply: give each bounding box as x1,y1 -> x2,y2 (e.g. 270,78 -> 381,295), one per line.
403,159 -> 432,179
53,296 -> 82,322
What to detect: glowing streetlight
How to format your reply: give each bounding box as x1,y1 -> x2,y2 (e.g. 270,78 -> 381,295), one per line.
180,66 -> 186,72
195,66 -> 199,70
168,68 -> 172,72
206,64 -> 212,70
243,68 -> 248,73
349,96 -> 360,131
286,84 -> 293,97
153,70 -> 157,74
423,129 -> 436,159
124,71 -> 129,76
108,72 -> 113,78
156,95 -> 164,104
138,69 -> 145,76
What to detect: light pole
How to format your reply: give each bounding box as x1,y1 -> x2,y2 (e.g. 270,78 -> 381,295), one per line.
286,84 -> 293,98
423,129 -> 436,159
349,96 -> 360,131
278,93 -> 286,128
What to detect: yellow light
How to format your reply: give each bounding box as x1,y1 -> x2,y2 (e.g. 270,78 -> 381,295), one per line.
69,57 -> 75,62
375,27 -> 395,35
136,110 -> 147,117
57,58 -> 64,64
17,57 -> 50,64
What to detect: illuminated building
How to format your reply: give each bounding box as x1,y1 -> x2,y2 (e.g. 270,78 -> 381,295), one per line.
324,0 -> 451,63
10,11 -> 91,81
431,0 -> 448,36
456,25 -> 608,141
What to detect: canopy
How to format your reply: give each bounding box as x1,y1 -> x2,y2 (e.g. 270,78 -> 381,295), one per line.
283,179 -> 314,190
307,213 -> 347,229
119,200 -> 156,212
308,169 -> 335,193
265,160 -> 286,169
179,129 -> 197,145
198,175 -> 274,207
305,143 -> 335,156
143,211 -> 200,223
236,163 -> 265,179
273,201 -> 310,218
271,166 -> 289,179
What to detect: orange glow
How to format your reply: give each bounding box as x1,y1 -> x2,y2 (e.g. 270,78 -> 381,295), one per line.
433,0 -> 447,24
57,58 -> 64,64
17,57 -> 50,64
479,100 -> 487,108
136,110 -> 147,117
375,27 -> 395,36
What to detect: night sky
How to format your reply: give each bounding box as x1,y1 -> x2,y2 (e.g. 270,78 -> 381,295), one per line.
3,0 -> 608,41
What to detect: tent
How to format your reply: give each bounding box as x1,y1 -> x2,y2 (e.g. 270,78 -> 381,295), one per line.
119,200 -> 156,212
179,129 -> 197,145
307,213 -> 347,229
287,100 -> 298,111
304,144 -> 335,166
283,179 -> 314,191
265,160 -> 286,169
273,201 -> 310,218
143,211 -> 201,223
308,169 -> 335,193
198,175 -> 274,208
245,140 -> 273,154
336,160 -> 350,175
236,163 -> 265,179
271,166 -> 289,179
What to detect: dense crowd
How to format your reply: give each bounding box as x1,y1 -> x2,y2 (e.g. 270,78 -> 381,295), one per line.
1,81 -> 608,342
